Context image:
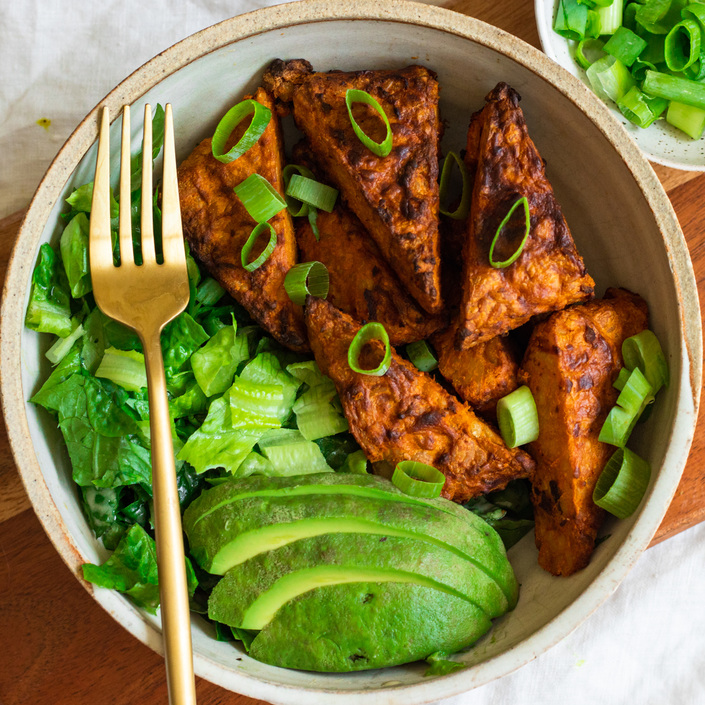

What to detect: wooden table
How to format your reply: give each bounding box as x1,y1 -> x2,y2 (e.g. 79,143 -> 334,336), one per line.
1,2 -> 703,704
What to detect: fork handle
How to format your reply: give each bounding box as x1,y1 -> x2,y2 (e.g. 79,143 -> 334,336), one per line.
143,330 -> 197,705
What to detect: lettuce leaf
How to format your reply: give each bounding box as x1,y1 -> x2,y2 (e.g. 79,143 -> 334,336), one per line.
82,523 -> 197,614
60,212 -> 92,298
24,244 -> 72,337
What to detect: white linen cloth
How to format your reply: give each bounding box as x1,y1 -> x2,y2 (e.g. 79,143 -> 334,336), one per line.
2,2 -> 703,704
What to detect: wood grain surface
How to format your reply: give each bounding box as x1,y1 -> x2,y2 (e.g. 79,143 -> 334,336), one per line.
0,2 -> 703,704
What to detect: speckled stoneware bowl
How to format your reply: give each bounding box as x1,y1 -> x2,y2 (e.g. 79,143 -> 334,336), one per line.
535,0 -> 705,170
1,1 -> 701,703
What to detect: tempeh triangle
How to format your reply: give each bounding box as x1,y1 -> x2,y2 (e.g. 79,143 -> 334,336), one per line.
453,83 -> 595,350
178,88 -> 308,351
264,60 -> 443,315
305,297 -> 534,503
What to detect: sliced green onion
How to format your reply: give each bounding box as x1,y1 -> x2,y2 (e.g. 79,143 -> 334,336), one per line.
283,261 -> 329,305
613,367 -> 631,392
307,206 -> 320,241
286,174 -> 338,213
554,0 -> 589,40
604,26 -> 648,66
233,173 -> 286,223
599,367 -> 653,447
241,222 -> 277,272
406,340 -> 438,372
345,89 -> 393,158
593,447 -> 651,519
392,461 -> 445,498
596,0 -> 623,35
46,321 -> 84,365
340,449 -> 369,475
586,9 -> 603,39
617,86 -> 668,128
438,151 -> 471,220
196,277 -> 225,306
489,196 -> 531,268
630,57 -> 658,82
575,37 -> 606,69
496,385 -> 539,448
282,164 -> 314,217
586,55 -> 636,103
348,322 -> 391,376
634,0 -> 671,35
665,18 -> 702,71
211,99 -> 272,164
642,70 -> 705,110
622,329 -> 669,394
667,100 -> 705,138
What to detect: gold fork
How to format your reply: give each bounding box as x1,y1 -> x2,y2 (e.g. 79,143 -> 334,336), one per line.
89,103 -> 196,705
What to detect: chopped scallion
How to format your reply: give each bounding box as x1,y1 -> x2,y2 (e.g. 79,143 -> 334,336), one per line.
240,222 -> 277,272
489,196 -> 531,268
598,366 -> 653,447
233,173 -> 286,223
345,89 -> 393,157
666,100 -> 705,139
406,340 -> 438,372
282,164 -> 314,217
392,461 -> 445,498
283,261 -> 329,306
604,26 -> 648,66
347,322 -> 391,377
664,19 -> 701,72
593,447 -> 651,518
211,99 -> 272,164
438,151 -> 471,220
622,329 -> 669,393
286,174 -> 338,213
496,385 -> 539,448
642,70 -> 705,110
586,55 -> 636,103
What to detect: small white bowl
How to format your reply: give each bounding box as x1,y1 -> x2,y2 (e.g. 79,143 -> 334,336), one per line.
1,1 -> 702,703
535,0 -> 705,170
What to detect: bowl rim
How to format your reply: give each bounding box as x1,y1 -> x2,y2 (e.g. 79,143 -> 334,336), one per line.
533,0 -> 705,172
1,0 -> 702,703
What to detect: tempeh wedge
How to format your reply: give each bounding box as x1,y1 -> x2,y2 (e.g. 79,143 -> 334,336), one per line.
264,59 -> 443,315
454,82 -> 595,349
518,288 -> 648,576
178,88 -> 308,351
305,297 -> 535,503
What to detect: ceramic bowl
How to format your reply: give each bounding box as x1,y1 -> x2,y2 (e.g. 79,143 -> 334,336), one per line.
535,0 -> 705,170
1,1 -> 701,703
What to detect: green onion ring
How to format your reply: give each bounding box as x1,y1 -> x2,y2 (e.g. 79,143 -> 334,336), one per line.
347,322 -> 392,376
307,207 -> 321,241
233,173 -> 287,223
489,196 -> 531,268
392,461 -> 445,498
345,89 -> 393,157
496,385 -> 539,448
593,447 -> 651,519
598,367 -> 653,447
282,164 -> 314,217
286,174 -> 338,213
438,151 -> 471,220
241,222 -> 277,272
575,37 -> 606,69
622,329 -> 669,394
211,99 -> 272,164
665,19 -> 701,72
406,340 -> 438,372
284,261 -> 329,305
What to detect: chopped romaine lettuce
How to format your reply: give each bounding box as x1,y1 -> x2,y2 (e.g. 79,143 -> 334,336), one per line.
25,244 -> 72,337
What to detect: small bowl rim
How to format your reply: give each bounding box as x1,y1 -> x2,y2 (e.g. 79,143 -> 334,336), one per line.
1,1 -> 702,703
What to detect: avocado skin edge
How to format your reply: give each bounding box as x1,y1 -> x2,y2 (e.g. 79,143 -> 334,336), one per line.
248,581 -> 493,672
208,533 -> 509,626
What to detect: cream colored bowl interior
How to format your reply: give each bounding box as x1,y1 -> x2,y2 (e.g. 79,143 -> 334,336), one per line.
2,2 -> 701,705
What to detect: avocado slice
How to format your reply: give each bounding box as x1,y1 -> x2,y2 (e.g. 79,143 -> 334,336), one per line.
187,492 -> 516,604
184,474 -> 517,603
208,534 -> 509,627
248,581 -> 493,672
